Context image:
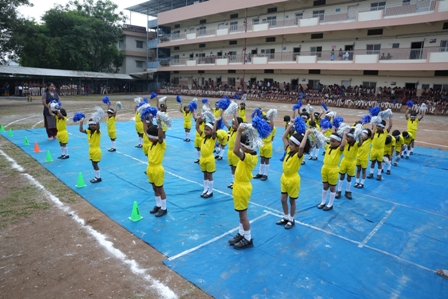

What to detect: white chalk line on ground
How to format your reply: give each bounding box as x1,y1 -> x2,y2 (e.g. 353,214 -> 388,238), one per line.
168,212 -> 270,261
358,205 -> 397,248
6,116 -> 41,128
0,149 -> 178,299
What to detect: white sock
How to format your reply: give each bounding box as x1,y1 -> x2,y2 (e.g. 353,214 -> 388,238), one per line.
410,147 -> 414,153
232,174 -> 235,182
314,148 -> 320,157
139,137 -> 143,145
239,223 -> 244,235
197,151 -> 201,159
203,180 -> 209,193
207,180 -> 214,194
264,164 -> 270,175
321,189 -> 328,205
377,168 -> 382,176
361,178 -> 365,184
64,147 -> 69,156
355,177 -> 360,184
95,170 -> 101,178
111,140 -> 116,148
387,162 -> 392,171
259,164 -> 265,175
395,156 -> 400,163
346,181 -> 352,192
61,147 -> 64,156
289,214 -> 294,221
219,148 -> 225,157
328,192 -> 336,207
370,167 -> 374,174
243,229 -> 251,241
337,180 -> 343,192
161,199 -> 166,210
407,151 -> 410,157
155,196 -> 162,207
186,132 -> 190,139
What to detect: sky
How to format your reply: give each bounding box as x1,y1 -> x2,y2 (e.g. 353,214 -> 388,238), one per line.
17,0 -> 150,27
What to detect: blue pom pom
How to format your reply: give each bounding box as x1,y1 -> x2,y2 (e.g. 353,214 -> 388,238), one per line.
136,102 -> 146,109
293,116 -> 306,134
202,98 -> 209,104
102,96 -> 111,105
234,93 -> 239,100
279,151 -> 287,162
73,112 -> 85,122
188,101 -> 198,112
216,118 -> 225,130
143,97 -> 148,103
321,103 -> 328,111
361,115 -> 371,124
140,107 -> 158,121
406,100 -> 414,107
369,106 -> 380,116
333,116 -> 344,128
216,97 -> 231,110
292,100 -> 303,111
176,95 -> 182,103
252,116 -> 272,139
150,92 -> 158,99
251,108 -> 262,119
320,119 -> 332,130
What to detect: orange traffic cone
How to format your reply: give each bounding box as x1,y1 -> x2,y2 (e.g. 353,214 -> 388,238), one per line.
34,142 -> 41,153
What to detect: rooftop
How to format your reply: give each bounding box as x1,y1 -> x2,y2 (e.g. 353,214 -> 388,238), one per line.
125,0 -> 208,17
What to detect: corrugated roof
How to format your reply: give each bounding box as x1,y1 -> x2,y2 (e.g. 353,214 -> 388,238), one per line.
0,66 -> 133,80
125,0 -> 199,17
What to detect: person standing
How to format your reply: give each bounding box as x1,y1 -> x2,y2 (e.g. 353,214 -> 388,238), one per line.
3,82 -> 9,96
41,82 -> 59,140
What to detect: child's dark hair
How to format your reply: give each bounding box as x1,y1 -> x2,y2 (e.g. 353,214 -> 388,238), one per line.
402,131 -> 410,138
292,133 -> 311,154
146,124 -> 158,136
392,129 -> 401,139
235,117 -> 243,124
385,135 -> 392,145
59,108 -> 67,117
284,115 -> 291,122
364,128 -> 372,138
240,133 -> 251,149
309,120 -> 316,128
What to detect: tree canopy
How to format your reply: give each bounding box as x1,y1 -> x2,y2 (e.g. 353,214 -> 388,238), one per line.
17,0 -> 127,72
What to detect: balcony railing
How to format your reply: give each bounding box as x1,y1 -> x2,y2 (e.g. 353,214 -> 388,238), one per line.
158,0 -> 439,43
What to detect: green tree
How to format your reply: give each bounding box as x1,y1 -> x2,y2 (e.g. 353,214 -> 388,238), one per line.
0,0 -> 32,64
18,0 -> 126,72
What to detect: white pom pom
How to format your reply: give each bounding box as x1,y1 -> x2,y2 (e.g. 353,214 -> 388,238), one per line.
266,109 -> 278,120
192,98 -> 198,102
50,102 -> 59,111
240,124 -> 263,150
116,102 -> 122,109
313,129 -> 327,149
159,96 -> 167,103
203,110 -> 215,123
379,108 -> 393,120
137,103 -> 151,114
371,116 -> 381,125
337,123 -> 351,136
242,94 -> 247,101
134,97 -> 142,103
354,123 -> 364,140
326,111 -> 336,118
156,111 -> 172,129
91,106 -> 104,123
224,102 -> 238,117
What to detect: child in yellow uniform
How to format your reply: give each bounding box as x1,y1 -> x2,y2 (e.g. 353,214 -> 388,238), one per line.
253,115 -> 276,181
193,114 -> 205,163
276,123 -> 311,229
401,131 -> 414,159
336,128 -> 363,199
405,108 -> 424,155
106,104 -> 118,152
215,129 -> 228,160
144,118 -> 168,217
367,118 -> 393,181
391,130 -> 404,166
222,113 -> 243,189
354,129 -> 372,189
228,125 -> 259,250
196,118 -> 217,198
317,132 -> 347,211
49,108 -> 69,159
179,103 -> 192,142
238,102 -> 247,122
134,103 -> 144,148
79,118 -> 102,183
383,135 -> 395,175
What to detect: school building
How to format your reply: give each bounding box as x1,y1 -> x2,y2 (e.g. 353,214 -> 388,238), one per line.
126,0 -> 448,94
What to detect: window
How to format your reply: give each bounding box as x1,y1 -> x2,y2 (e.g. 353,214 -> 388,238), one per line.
444,22 -> 448,30
174,46 -> 180,50
363,71 -> 379,76
198,70 -> 205,74
230,13 -> 238,19
229,40 -> 237,45
266,16 -> 276,26
264,70 -> 274,73
265,49 -> 275,59
136,41 -> 144,48
218,23 -> 225,29
371,2 -> 386,11
228,51 -> 237,61
174,24 -> 180,28
173,77 -> 179,85
310,46 -> 322,57
198,26 -> 206,35
368,29 -> 383,36
294,13 -> 303,25
362,81 -> 377,89
441,40 -> 448,52
252,18 -> 259,25
309,69 -> 321,74
228,78 -> 236,86
266,37 -> 276,42
229,21 -> 238,32
199,43 -> 206,48
313,10 -> 325,21
366,44 -> 381,54
392,43 -> 400,49
311,33 -> 323,39
173,71 -> 179,74
136,61 -> 144,68
293,47 -> 301,60
118,40 -> 124,49
402,0 -> 410,5
267,7 -> 277,13
199,19 -> 206,24
313,0 -> 326,6
228,70 -> 236,73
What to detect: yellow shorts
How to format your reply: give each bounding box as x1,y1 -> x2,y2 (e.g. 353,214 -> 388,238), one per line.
89,147 -> 102,162
135,122 -> 144,134
356,158 -> 368,169
370,148 -> 384,162
108,130 -> 117,140
280,173 -> 300,199
184,121 -> 192,130
395,145 -> 402,153
321,165 -> 339,185
57,130 -> 68,144
233,182 -> 252,211
339,159 -> 356,177
228,151 -> 239,167
194,136 -> 203,149
260,143 -> 273,159
408,130 -> 416,140
219,138 -> 228,147
200,155 -> 216,173
147,164 -> 164,187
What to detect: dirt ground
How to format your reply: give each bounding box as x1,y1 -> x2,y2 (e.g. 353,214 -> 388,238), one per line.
0,94 -> 447,299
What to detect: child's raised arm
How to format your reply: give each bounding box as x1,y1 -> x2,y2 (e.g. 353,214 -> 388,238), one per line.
282,121 -> 293,150
195,115 -> 203,135
298,130 -> 312,158
233,125 -> 245,160
79,118 -> 86,133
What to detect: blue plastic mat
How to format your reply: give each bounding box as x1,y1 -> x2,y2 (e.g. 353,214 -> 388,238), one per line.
3,119 -> 448,298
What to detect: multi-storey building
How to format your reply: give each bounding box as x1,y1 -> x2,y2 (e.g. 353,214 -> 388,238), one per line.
127,0 -> 448,94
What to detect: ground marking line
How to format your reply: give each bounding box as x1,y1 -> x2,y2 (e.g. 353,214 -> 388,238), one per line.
422,129 -> 448,133
358,205 -> 397,248
0,149 -> 179,299
415,140 -> 448,148
168,212 -> 270,261
5,116 -> 41,127
32,120 -> 44,129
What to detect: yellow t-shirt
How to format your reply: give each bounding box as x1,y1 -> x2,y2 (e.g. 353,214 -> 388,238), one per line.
372,130 -> 389,149
228,128 -> 237,149
395,135 -> 404,149
147,140 -> 166,165
323,144 -> 343,167
107,116 -> 116,133
238,108 -> 246,122
407,118 -> 419,133
216,129 -> 228,144
195,121 -> 205,138
357,139 -> 371,160
403,132 -> 414,145
384,135 -> 396,153
183,111 -> 192,124
135,112 -> 143,133
282,150 -> 304,176
55,116 -> 67,131
213,108 -> 221,118
235,152 -> 258,183
262,126 -> 277,144
86,129 -> 101,148
201,134 -> 216,158
342,142 -> 359,161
